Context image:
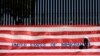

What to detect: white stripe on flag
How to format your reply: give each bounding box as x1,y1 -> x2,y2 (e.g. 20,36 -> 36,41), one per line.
0,34 -> 99,40
0,27 -> 99,32
0,49 -> 100,53
0,42 -> 100,46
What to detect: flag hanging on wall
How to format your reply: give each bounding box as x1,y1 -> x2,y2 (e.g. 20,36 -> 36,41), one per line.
0,25 -> 100,56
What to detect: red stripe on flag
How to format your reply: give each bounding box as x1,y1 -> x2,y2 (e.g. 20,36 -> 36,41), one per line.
0,52 -> 100,55
0,30 -> 99,36
0,37 -> 100,43
0,45 -> 100,49
0,55 -> 97,56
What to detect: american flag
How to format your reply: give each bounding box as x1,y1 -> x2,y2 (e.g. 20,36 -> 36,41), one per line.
0,25 -> 100,56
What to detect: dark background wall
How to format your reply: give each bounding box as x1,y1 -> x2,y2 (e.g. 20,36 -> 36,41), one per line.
0,0 -> 100,25
36,0 -> 99,25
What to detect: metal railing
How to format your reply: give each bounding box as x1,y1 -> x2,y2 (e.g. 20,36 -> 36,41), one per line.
0,0 -> 99,26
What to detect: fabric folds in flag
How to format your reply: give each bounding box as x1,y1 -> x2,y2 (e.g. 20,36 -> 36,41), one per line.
0,25 -> 100,56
